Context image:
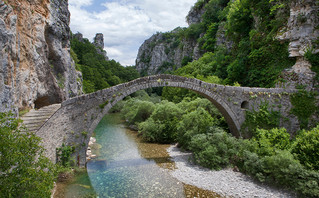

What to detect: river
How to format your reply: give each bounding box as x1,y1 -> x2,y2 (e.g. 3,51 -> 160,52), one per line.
54,114 -> 221,198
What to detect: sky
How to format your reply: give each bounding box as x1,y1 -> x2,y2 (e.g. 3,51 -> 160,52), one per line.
68,0 -> 197,66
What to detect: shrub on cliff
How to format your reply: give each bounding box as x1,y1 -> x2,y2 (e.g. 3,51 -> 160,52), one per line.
0,112 -> 57,198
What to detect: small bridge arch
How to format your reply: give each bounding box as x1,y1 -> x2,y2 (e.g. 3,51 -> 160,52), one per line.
36,74 -> 297,166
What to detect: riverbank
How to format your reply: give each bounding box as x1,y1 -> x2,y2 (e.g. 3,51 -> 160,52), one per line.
167,145 -> 296,198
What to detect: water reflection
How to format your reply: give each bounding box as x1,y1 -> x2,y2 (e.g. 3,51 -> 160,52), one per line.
87,114 -> 184,198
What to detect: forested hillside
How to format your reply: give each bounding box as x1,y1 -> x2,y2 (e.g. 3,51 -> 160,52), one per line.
70,34 -> 140,93
137,0 -> 319,88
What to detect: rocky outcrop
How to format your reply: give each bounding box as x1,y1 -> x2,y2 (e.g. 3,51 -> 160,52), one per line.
277,0 -> 319,57
276,0 -> 319,89
93,33 -> 109,61
215,22 -> 233,51
134,1 -> 207,76
73,32 -> 84,42
0,0 -> 82,113
186,2 -> 206,25
136,29 -> 202,76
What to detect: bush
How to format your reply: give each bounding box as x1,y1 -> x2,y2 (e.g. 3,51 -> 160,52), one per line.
252,128 -> 291,156
292,125 -> 319,170
121,99 -> 155,125
226,0 -> 252,42
189,127 -> 250,170
177,107 -> 215,149
138,118 -> 166,143
305,49 -> 319,81
242,149 -> 319,197
139,101 -> 182,143
0,112 -> 57,197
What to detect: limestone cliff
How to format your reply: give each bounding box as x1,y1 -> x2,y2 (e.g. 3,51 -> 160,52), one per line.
276,0 -> 319,89
0,0 -> 81,113
136,28 -> 202,75
135,1 -> 207,76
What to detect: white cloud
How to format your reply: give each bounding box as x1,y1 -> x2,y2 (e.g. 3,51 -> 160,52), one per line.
69,0 -> 93,7
69,0 -> 197,66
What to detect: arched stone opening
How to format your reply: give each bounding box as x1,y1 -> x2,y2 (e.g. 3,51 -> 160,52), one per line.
241,101 -> 249,109
83,85 -> 241,166
91,80 -> 241,139
34,96 -> 51,109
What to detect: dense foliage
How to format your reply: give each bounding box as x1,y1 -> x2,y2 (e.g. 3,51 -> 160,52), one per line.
241,102 -> 281,137
111,0 -> 319,196
292,125 -> 319,170
0,112 -> 57,197
153,0 -> 296,88
305,49 -> 319,82
290,89 -> 317,129
116,90 -> 319,197
70,35 -> 139,93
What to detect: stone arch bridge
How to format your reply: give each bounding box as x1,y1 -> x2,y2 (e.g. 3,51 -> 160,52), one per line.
36,74 -> 298,166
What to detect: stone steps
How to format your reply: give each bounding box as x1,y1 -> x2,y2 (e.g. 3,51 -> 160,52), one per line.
20,104 -> 61,133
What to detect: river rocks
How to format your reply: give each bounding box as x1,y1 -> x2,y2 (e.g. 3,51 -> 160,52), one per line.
86,137 -> 97,161
0,0 -> 82,113
167,145 -> 296,198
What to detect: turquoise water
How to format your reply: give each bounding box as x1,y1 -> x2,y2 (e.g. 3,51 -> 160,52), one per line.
86,115 -> 185,198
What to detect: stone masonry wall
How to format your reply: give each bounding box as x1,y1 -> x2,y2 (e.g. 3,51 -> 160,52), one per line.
36,74 -> 298,167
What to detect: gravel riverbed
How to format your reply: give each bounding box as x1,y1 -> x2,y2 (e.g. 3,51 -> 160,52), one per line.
167,145 -> 296,198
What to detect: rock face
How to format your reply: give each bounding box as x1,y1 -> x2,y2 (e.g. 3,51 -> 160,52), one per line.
93,33 -> 109,60
136,30 -> 202,75
215,22 -> 233,51
93,33 -> 104,49
0,0 -> 81,113
135,2 -> 206,76
186,2 -> 206,25
276,0 -> 319,89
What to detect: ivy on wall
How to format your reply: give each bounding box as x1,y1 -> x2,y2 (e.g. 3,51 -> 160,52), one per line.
290,89 -> 317,129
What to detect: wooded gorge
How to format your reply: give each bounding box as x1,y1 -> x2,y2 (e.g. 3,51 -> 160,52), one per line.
1,0 -> 319,197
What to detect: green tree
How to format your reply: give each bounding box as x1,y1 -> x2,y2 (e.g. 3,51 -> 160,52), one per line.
0,112 -> 57,197
139,101 -> 183,143
121,98 -> 155,125
177,107 -> 215,149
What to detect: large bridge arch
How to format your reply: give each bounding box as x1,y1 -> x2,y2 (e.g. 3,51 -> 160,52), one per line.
36,74 -> 298,166
92,75 -> 242,137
